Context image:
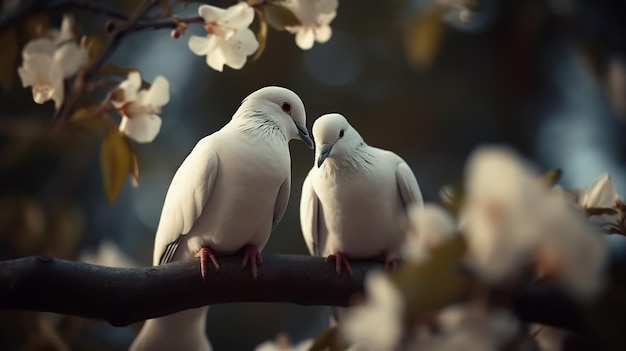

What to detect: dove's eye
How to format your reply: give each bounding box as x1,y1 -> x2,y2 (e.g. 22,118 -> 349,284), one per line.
281,102 -> 291,113
339,129 -> 344,138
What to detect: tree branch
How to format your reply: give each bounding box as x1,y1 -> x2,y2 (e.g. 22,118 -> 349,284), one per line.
0,254 -> 583,331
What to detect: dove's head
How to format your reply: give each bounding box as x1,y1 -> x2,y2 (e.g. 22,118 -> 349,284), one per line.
239,86 -> 313,148
312,113 -> 364,168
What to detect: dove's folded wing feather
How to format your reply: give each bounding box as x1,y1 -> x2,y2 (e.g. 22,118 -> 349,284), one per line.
300,170 -> 322,256
396,161 -> 423,209
272,177 -> 291,230
153,137 -> 219,265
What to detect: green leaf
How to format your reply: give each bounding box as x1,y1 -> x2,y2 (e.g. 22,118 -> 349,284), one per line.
253,9 -> 268,61
404,7 -> 447,69
390,236 -> 470,324
263,4 -> 301,31
67,107 -> 118,134
0,26 -> 18,92
84,35 -> 105,65
309,326 -> 346,351
100,130 -> 136,203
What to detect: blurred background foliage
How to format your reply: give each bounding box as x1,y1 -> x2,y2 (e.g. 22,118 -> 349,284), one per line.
1,0 -> 626,350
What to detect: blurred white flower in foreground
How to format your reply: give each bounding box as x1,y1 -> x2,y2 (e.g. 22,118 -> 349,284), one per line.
18,15 -> 86,108
79,238 -> 139,268
414,304 -> 519,351
460,146 -> 608,299
113,71 -> 169,143
404,203 -> 457,261
282,0 -> 338,50
342,271 -> 403,351
460,146 -> 544,283
254,334 -> 312,351
188,3 -> 258,71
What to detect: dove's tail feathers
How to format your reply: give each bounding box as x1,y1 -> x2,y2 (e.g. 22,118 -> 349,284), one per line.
159,235 -> 183,265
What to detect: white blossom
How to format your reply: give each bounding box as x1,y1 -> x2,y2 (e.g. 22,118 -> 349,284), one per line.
188,3 -> 259,72
342,271 -> 403,351
580,173 -> 621,209
533,195 -> 608,299
578,173 -> 623,232
404,203 -> 457,261
460,146 -> 544,283
17,15 -> 86,108
460,146 -> 608,299
114,72 -> 169,143
282,0 -> 338,50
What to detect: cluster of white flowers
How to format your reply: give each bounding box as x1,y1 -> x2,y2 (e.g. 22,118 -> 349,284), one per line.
18,15 -> 87,109
18,2 -> 340,145
113,71 -> 170,143
187,1 -> 338,71
460,146 -> 608,299
282,0 -> 338,50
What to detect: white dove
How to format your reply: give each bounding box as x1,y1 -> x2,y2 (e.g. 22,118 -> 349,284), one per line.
300,113 -> 423,275
129,86 -> 313,351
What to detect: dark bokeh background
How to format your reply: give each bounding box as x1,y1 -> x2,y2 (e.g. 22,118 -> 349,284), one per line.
1,0 -> 626,350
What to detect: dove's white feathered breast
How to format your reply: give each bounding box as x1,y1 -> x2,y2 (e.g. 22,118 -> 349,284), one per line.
300,113 -> 423,261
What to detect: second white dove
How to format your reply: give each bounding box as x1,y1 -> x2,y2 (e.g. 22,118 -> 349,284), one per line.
300,113 -> 424,275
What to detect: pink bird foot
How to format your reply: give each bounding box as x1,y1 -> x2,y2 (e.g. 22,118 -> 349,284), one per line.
327,252 -> 353,276
194,246 -> 220,282
241,244 -> 263,279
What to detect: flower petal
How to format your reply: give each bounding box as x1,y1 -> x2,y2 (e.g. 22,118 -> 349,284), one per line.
22,38 -> 56,58
219,29 -> 258,70
55,14 -> 75,43
116,71 -> 142,104
314,25 -> 332,43
53,42 -> 86,77
198,4 -> 224,23
188,35 -> 216,56
207,47 -> 226,72
119,114 -> 162,143
142,76 -> 170,108
295,28 -> 315,50
582,173 -> 621,209
220,2 -> 255,30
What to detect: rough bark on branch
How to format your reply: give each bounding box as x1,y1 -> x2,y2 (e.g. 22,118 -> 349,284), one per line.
0,254 -> 580,331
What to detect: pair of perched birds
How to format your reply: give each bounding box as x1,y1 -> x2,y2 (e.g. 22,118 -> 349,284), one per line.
130,86 -> 423,351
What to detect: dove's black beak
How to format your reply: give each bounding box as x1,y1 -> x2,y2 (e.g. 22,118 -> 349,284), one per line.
317,143 -> 333,168
296,123 -> 314,149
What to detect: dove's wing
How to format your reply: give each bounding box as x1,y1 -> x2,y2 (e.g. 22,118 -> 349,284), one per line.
272,177 -> 291,230
300,169 -> 322,256
153,137 -> 219,265
396,161 -> 423,208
